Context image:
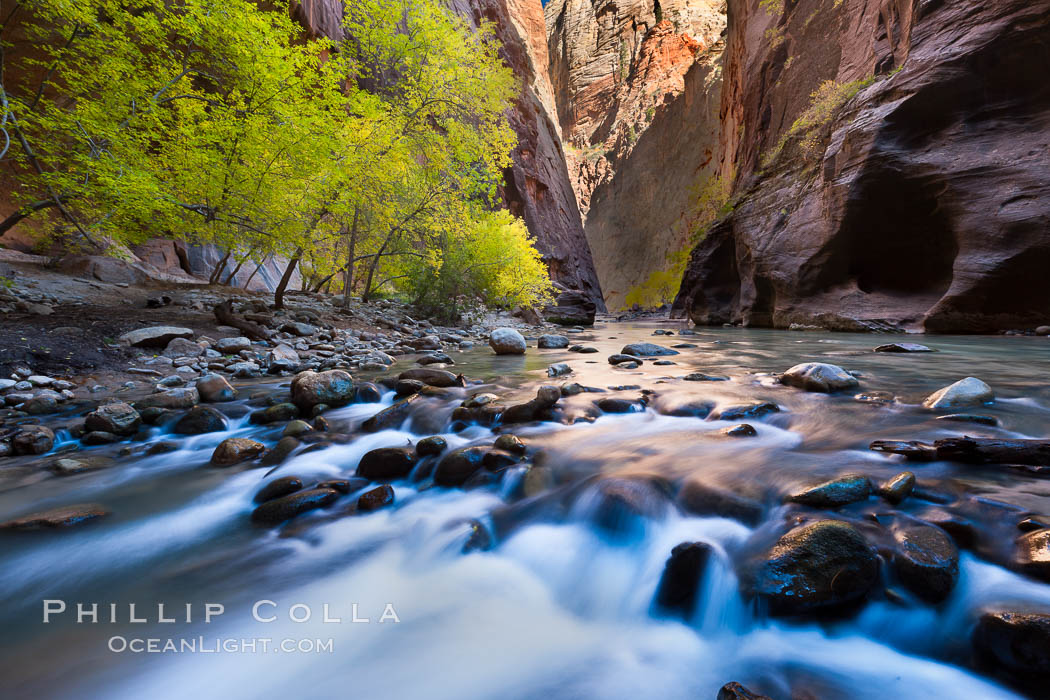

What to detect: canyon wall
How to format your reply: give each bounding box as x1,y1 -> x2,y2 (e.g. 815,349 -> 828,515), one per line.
675,0 -> 1050,332
545,0 -> 725,309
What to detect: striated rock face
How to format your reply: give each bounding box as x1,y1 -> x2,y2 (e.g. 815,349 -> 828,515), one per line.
446,0 -> 605,307
545,0 -> 725,309
675,0 -> 1050,332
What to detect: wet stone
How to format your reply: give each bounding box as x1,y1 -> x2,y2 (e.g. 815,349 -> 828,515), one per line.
357,484 -> 395,512
357,447 -> 417,481
789,474 -> 871,508
877,472 -> 916,504
652,542 -> 712,619
254,477 -> 304,504
416,436 -> 448,457
0,503 -> 110,530
892,523 -> 959,603
250,488 -> 339,524
723,424 -> 757,437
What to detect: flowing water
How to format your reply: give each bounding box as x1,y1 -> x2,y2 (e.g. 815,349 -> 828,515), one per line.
2,323 -> 1050,699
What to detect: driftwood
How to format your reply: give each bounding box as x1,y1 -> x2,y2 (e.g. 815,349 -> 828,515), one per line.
213,301 -> 272,341
871,437 -> 1050,467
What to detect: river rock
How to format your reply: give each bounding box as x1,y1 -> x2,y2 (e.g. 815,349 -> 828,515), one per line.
290,370 -> 355,410
254,477 -> 304,503
281,321 -> 317,337
410,335 -> 441,351
282,420 -> 312,438
587,477 -> 669,535
744,520 -> 879,616
174,405 -> 228,435
362,395 -> 420,432
416,436 -> 448,456
608,354 -> 640,365
267,344 -> 300,372
135,387 -> 200,410
357,484 -> 395,512
84,401 -> 142,435
621,343 -> 679,357
1016,529 -> 1050,581
677,479 -> 764,525
250,488 -> 338,524
0,503 -> 110,530
417,353 -> 453,366
723,424 -> 757,437
482,449 -> 520,472
357,447 -> 417,481
260,437 -> 300,466
973,612 -> 1050,678
712,402 -> 780,421
489,328 -> 527,355
49,455 -> 115,476
318,478 -> 367,494
595,397 -> 645,413
23,394 -> 59,414
547,363 -> 571,377
781,363 -> 859,393
11,425 -> 55,455
653,542 -> 712,619
354,382 -> 383,403
214,336 -> 252,353
82,431 -> 119,445
874,343 -> 933,353
877,472 -> 916,504
936,413 -> 998,426
398,368 -> 463,388
717,683 -> 772,700
196,373 -> 237,402
434,446 -> 487,486
538,334 -> 570,349
789,474 -> 871,508
163,337 -> 204,358
211,438 -> 265,466
502,385 -> 561,424
892,523 -> 959,602
120,326 -> 194,348
250,402 -> 299,425
493,434 -> 526,454
922,377 -> 994,410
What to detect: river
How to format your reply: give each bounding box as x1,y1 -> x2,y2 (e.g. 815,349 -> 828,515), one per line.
2,323 -> 1049,699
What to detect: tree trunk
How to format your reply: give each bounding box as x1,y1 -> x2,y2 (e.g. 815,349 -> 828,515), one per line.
871,437 -> 1050,467
342,207 -> 360,309
273,248 -> 302,309
209,249 -> 232,284
362,231 -> 395,303
242,256 -> 268,289
213,301 -> 272,341
0,199 -> 62,236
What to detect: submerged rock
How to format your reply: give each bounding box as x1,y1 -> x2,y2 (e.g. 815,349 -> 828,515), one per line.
362,395 -> 421,432
922,377 -> 994,410
586,478 -> 668,536
621,342 -> 679,357
780,362 -> 859,393
398,368 -> 463,388
892,523 -> 959,603
677,479 -> 764,525
0,503 -> 110,530
712,402 -> 779,422
744,520 -> 879,616
250,488 -> 339,524
789,474 -> 871,508
653,542 -> 712,619
874,343 -> 933,353
488,328 -> 526,355
595,397 -> 645,413
174,405 -> 228,435
717,683 -> 772,700
877,472 -> 916,505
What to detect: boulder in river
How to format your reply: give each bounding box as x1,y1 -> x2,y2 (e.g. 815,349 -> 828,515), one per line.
780,362 -> 859,393
621,342 -> 679,357
1016,529 -> 1050,581
922,377 -> 994,410
677,478 -> 764,525
434,446 -> 487,486
250,488 -> 339,524
877,472 -> 916,504
712,402 -> 779,422
501,385 -> 561,424
398,368 -> 464,388
789,474 -> 871,508
254,477 -> 304,504
489,328 -> 527,355
11,425 -> 55,455
538,334 -> 569,349
135,387 -> 200,410
119,326 -> 194,348
595,397 -> 645,413
362,395 -> 421,432
174,405 -> 228,435
196,374 -> 237,402
873,343 -> 933,353
744,520 -> 879,616
290,370 -> 355,410
586,477 -> 669,536
892,523 -> 959,602
547,363 -> 571,377
85,401 -> 142,435
0,503 -> 110,530
973,611 -> 1050,679
652,542 -> 712,619
416,436 -> 448,456
357,447 -> 417,481
717,682 -> 772,700
250,402 -> 300,425
357,484 -> 395,512
493,434 -> 526,454
211,438 -> 265,466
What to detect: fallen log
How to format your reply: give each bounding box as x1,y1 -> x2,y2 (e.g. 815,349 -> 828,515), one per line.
871,437 -> 1050,467
213,301 -> 272,341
